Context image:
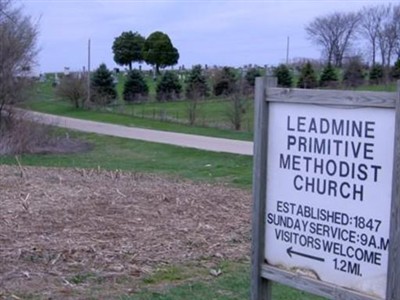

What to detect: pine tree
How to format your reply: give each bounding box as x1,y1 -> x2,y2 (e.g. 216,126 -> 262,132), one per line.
391,59 -> 400,80
369,64 -> 383,84
297,62 -> 318,89
274,64 -> 292,87
319,63 -> 338,88
185,65 -> 209,99
156,71 -> 182,101
91,63 -> 117,104
245,67 -> 262,87
123,70 -> 149,102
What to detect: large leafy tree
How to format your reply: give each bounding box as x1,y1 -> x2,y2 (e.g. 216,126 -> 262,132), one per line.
112,31 -> 145,70
143,31 -> 179,74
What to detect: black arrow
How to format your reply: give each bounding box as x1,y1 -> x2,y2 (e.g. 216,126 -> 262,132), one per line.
286,247 -> 325,262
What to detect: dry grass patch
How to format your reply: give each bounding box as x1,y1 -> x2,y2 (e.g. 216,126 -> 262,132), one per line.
0,165 -> 251,299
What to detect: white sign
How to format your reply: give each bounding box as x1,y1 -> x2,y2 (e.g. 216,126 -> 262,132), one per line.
265,102 -> 395,299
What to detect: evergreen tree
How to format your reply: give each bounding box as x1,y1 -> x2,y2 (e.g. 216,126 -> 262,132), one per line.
156,71 -> 182,101
391,59 -> 400,80
245,67 -> 262,87
91,63 -> 117,104
319,63 -> 338,87
185,65 -> 209,99
297,62 -> 318,89
123,70 -> 149,102
274,64 -> 292,87
369,64 -> 383,84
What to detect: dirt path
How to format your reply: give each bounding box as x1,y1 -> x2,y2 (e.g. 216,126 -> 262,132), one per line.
22,110 -> 253,156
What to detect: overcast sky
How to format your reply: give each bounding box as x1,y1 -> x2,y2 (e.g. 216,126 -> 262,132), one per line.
19,0 -> 396,73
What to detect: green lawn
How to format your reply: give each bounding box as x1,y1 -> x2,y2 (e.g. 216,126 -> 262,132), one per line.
23,80 -> 254,141
121,261 -> 324,300
0,130 -> 253,188
354,83 -> 397,92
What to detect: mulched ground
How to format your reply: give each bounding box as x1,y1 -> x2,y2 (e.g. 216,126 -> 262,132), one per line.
0,165 -> 251,299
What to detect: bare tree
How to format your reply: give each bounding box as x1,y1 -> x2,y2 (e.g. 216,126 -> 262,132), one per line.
374,4 -> 400,82
226,79 -> 248,131
306,11 -> 360,67
359,5 -> 388,66
392,4 -> 400,62
56,74 -> 88,109
0,0 -> 38,125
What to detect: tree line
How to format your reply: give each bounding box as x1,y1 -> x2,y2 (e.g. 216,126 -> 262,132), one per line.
306,3 -> 400,80
56,63 -> 262,105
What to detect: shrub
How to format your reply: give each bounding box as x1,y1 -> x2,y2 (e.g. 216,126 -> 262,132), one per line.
185,65 -> 209,99
91,63 -> 117,105
226,86 -> 248,131
0,110 -> 54,155
274,64 -> 292,88
343,57 -> 365,88
123,70 -> 149,102
156,71 -> 182,102
297,61 -> 318,89
319,63 -> 338,88
56,73 -> 87,108
213,67 -> 237,96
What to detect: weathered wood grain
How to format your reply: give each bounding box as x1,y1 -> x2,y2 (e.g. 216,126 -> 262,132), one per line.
386,81 -> 400,300
266,88 -> 397,108
261,264 -> 381,300
251,77 -> 276,300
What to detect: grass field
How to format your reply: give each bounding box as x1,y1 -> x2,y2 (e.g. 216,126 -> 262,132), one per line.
24,78 -> 254,141
122,262 -> 323,300
0,130 -> 253,188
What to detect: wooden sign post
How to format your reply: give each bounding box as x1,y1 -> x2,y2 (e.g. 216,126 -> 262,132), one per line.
251,77 -> 400,300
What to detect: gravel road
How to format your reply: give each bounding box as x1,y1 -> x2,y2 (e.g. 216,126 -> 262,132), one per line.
23,110 -> 253,156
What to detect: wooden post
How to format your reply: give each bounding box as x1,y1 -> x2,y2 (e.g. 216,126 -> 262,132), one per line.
87,39 -> 91,104
251,76 -> 277,300
386,81 -> 400,300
